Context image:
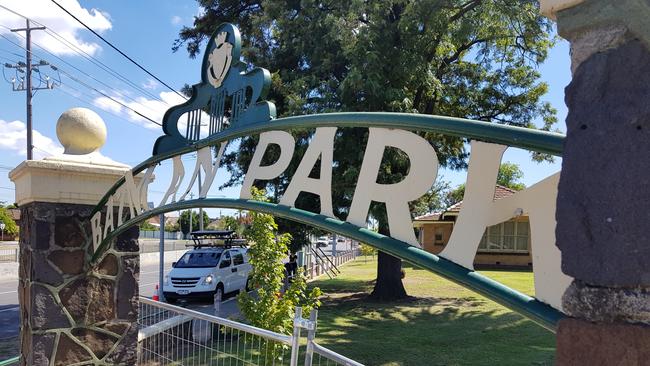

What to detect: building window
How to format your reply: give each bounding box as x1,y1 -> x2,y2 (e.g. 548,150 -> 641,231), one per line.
478,221 -> 529,253
434,227 -> 444,245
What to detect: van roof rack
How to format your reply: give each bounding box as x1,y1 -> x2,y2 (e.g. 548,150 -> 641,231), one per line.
187,230 -> 247,249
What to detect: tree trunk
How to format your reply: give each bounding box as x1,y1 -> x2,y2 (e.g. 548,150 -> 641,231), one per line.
369,219 -> 408,301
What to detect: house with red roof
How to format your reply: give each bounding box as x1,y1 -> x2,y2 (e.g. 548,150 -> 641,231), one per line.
413,185 -> 532,268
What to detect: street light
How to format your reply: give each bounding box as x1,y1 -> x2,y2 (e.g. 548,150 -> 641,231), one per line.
0,222 -> 5,241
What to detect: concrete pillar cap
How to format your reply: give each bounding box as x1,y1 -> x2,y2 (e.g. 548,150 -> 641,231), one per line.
540,0 -> 585,19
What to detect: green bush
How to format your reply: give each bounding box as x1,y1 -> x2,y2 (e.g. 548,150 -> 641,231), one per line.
238,188 -> 321,364
0,207 -> 18,237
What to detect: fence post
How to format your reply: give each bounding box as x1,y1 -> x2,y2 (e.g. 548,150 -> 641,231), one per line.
303,309 -> 318,366
289,307 -> 303,366
214,290 -> 222,316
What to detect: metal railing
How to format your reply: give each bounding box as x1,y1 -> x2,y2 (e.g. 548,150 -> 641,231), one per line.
302,310 -> 364,366
139,230 -> 183,240
0,247 -> 18,262
138,297 -> 363,366
303,247 -> 359,280
138,240 -> 191,254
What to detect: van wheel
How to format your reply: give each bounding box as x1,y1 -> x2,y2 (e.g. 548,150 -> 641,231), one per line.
214,285 -> 224,303
245,278 -> 251,292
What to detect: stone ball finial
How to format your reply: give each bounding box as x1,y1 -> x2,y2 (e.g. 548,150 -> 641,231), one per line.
56,107 -> 107,155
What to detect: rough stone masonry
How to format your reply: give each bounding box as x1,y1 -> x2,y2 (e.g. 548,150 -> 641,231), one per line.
553,0 -> 650,364
18,202 -> 139,365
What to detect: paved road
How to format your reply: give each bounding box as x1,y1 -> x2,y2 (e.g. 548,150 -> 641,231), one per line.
0,305 -> 19,339
0,241 -> 352,340
0,259 -> 243,339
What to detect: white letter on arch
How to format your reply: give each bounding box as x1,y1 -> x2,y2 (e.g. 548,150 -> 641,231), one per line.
347,128 -> 438,246
179,144 -> 227,200
439,140 -> 571,310
279,127 -> 336,217
240,131 -> 295,199
159,156 -> 185,206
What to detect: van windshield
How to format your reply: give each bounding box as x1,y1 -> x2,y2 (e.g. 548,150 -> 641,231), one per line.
175,252 -> 221,268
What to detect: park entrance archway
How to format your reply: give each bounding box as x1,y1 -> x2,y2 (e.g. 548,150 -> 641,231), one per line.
89,23 -> 567,332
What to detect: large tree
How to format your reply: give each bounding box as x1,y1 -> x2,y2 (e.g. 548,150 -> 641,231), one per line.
445,162 -> 527,207
175,0 -> 556,300
179,210 -> 210,235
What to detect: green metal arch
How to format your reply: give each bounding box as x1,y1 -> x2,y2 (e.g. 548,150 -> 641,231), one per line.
91,112 -> 566,333
102,198 -> 563,333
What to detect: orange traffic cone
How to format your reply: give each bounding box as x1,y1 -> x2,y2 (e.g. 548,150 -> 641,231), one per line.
152,284 -> 160,301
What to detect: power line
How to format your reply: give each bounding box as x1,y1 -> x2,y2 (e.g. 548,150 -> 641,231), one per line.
0,4 -> 175,106
49,0 -> 186,100
0,47 -> 22,58
0,23 -> 169,116
33,145 -> 55,156
40,28 -> 169,104
51,63 -> 162,126
4,19 -> 49,160
56,84 -> 160,133
0,29 -> 162,126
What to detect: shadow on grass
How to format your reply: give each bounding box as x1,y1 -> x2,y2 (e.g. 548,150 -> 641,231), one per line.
312,291 -> 555,366
314,277 -> 376,294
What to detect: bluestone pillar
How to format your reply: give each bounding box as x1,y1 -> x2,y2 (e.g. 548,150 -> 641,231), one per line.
541,1 -> 650,364
9,108 -> 141,365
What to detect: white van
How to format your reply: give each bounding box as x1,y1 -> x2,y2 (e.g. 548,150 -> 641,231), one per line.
162,231 -> 251,303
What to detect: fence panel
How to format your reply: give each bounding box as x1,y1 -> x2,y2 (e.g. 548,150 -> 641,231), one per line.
138,298 -> 365,366
138,297 -> 294,366
0,248 -> 18,262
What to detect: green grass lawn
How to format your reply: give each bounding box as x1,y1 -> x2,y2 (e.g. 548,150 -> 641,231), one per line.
309,256 -> 555,366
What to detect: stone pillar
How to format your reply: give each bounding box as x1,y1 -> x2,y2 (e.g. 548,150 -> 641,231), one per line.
8,108 -> 141,365
541,1 -> 650,364
10,159 -> 140,365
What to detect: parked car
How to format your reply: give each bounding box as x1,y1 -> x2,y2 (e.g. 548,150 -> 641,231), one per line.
315,235 -> 330,248
162,231 -> 251,303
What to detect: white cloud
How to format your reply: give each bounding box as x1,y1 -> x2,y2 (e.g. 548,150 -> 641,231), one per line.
142,78 -> 159,90
93,95 -> 123,114
0,119 -> 120,163
171,15 -> 182,25
91,91 -> 212,138
92,91 -> 186,130
0,119 -> 64,159
0,0 -> 112,56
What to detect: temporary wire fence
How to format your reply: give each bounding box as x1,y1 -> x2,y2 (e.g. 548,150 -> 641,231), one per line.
138,297 -> 363,366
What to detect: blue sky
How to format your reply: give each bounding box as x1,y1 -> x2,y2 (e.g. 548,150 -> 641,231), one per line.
0,0 -> 571,216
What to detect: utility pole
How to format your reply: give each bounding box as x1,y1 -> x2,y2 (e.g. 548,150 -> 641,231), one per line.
188,192 -> 194,238
7,20 -> 48,160
198,170 -> 204,231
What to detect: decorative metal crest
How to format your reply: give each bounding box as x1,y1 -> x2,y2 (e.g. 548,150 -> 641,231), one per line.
153,23 -> 276,156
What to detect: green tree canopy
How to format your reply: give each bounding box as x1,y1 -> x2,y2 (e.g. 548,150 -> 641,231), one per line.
238,188 -> 320,361
0,207 -> 18,237
179,210 -> 210,234
176,0 -> 556,300
445,162 -> 526,207
139,220 -> 157,231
